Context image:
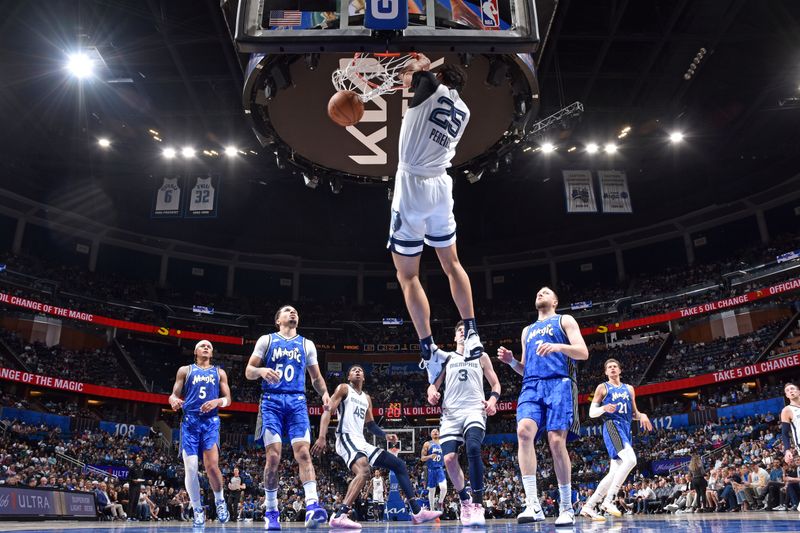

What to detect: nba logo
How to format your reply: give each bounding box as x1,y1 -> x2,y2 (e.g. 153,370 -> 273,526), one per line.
481,0 -> 499,28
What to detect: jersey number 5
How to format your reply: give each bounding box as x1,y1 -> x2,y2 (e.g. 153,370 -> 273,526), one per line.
428,96 -> 467,137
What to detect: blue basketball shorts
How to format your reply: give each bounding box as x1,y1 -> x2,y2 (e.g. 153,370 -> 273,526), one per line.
516,377 -> 580,440
255,392 -> 311,445
180,414 -> 220,457
603,419 -> 632,460
427,468 -> 446,488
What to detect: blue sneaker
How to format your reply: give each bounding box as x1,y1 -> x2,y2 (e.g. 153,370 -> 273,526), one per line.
304,502 -> 328,528
215,499 -> 230,524
192,507 -> 205,528
264,510 -> 281,530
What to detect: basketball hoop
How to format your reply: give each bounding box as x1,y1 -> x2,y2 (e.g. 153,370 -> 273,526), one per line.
331,52 -> 419,103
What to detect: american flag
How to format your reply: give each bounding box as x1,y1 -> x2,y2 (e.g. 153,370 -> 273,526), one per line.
269,10 -> 303,27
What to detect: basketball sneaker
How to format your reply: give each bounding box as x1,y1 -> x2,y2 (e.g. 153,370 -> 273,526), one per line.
580,505 -> 606,521
215,500 -> 230,524
468,503 -> 486,526
329,513 -> 362,529
601,501 -> 623,517
463,329 -> 484,361
555,509 -> 575,526
419,343 -> 445,384
192,507 -> 205,528
304,502 -> 328,528
264,510 -> 281,530
517,498 -> 545,523
411,508 -> 442,524
459,499 -> 473,525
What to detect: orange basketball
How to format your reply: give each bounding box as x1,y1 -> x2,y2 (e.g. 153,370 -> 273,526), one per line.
327,90 -> 364,127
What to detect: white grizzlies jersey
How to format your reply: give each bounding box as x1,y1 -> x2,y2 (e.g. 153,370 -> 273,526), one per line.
189,177 -> 216,214
789,404 -> 800,450
398,83 -> 470,177
155,178 -> 181,214
442,351 -> 484,411
336,385 -> 370,435
372,476 -> 385,502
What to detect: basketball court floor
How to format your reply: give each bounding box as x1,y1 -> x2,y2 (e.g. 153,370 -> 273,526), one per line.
1,514 -> 798,533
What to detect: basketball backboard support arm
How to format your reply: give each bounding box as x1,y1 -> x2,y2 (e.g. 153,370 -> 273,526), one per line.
229,0 -> 540,54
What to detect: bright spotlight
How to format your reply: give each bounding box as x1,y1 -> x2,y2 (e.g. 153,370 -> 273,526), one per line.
604,143 -> 617,154
97,138 -> 111,148
669,131 -> 685,143
66,52 -> 94,79
162,147 -> 177,159
225,146 -> 238,157
586,143 -> 599,154
541,142 -> 556,154
181,146 -> 195,158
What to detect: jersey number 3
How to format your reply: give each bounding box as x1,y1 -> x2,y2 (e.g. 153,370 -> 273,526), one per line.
428,96 -> 466,137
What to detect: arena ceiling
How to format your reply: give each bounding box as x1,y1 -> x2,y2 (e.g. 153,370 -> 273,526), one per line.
0,0 -> 798,259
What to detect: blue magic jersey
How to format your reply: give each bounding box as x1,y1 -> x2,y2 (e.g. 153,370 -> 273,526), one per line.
257,333 -> 312,394
427,442 -> 443,471
602,382 -> 633,427
182,364 -> 220,417
523,314 -> 575,382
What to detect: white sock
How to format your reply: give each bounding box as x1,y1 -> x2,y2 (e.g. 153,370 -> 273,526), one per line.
558,484 -> 572,512
603,447 -> 637,506
438,481 -> 447,506
428,489 -> 437,510
182,452 -> 202,509
213,488 -> 224,503
303,480 -> 318,506
265,489 -> 278,511
586,461 -> 618,508
522,475 -> 539,503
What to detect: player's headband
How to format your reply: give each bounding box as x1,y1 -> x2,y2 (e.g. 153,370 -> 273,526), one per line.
195,340 -> 213,352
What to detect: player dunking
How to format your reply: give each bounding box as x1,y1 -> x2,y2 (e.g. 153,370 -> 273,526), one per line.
781,382 -> 800,464
497,287 -> 588,526
420,429 -> 447,512
169,340 -> 232,527
580,359 -> 652,521
312,365 -> 441,528
427,320 -> 502,526
389,53 -> 484,384
245,305 -> 330,530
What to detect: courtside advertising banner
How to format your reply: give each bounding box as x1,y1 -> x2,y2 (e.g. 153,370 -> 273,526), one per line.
598,170 -> 633,213
563,170 -> 598,213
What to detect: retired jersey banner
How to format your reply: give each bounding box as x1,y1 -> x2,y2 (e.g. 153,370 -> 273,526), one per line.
598,170 -> 632,213
563,170 -> 598,213
184,175 -> 221,218
152,177 -> 183,218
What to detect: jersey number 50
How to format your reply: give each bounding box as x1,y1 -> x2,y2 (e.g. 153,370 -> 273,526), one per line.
274,364 -> 295,382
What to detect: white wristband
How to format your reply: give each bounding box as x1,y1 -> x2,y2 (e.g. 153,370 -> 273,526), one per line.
220,397 -> 229,408
509,359 -> 520,370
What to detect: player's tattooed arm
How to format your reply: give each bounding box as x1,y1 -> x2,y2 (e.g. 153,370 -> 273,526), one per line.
307,363 -> 330,411
312,383 -> 348,456
168,366 -> 188,411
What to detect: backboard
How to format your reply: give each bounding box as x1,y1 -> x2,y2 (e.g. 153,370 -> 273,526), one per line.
229,0 -> 540,54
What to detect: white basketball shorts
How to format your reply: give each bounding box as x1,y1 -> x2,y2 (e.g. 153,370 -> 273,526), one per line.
335,432 -> 384,469
438,408 -> 486,445
387,170 -> 457,256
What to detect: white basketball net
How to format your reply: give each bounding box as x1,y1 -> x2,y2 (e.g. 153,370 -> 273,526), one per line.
331,53 -> 418,102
